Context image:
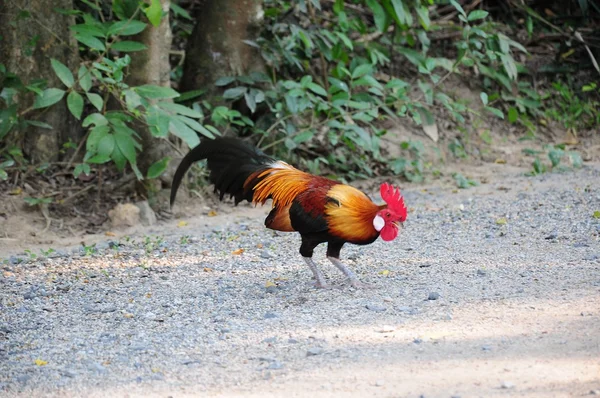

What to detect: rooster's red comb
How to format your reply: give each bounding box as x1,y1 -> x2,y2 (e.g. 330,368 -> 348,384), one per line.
380,182 -> 407,217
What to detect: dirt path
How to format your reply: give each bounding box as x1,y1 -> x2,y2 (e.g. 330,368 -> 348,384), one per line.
1,163 -> 599,397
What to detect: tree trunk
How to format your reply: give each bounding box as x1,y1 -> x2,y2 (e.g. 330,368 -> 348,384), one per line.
126,0 -> 178,201
0,0 -> 79,164
180,0 -> 264,95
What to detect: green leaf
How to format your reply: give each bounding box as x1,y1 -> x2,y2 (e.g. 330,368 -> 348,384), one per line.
415,6 -> 431,30
86,154 -> 111,164
593,210 -> 600,219
50,59 -> 74,88
67,91 -> 84,120
78,66 -> 92,92
508,107 -> 518,123
87,125 -> 111,152
390,0 -> 412,26
70,24 -> 105,37
111,146 -> 127,171
111,41 -> 147,52
33,88 -> 65,109
485,106 -> 504,119
145,0 -> 163,27
107,20 -> 147,36
480,92 -> 488,106
293,130 -> 314,144
334,32 -> 353,50
569,151 -> 583,168
499,53 -> 518,80
83,113 -> 108,128
113,0 -> 139,20
146,105 -> 170,137
223,86 -> 247,99
244,91 -> 256,113
97,133 -> 116,157
86,92 -> 104,111
548,148 -> 564,168
158,102 -> 203,118
467,10 -> 489,21
74,33 -> 106,51
136,85 -> 180,99
73,163 -> 91,178
215,76 -> 236,86
175,89 -> 206,103
147,157 -> 170,179
170,2 -> 192,20
450,0 -> 467,17
351,64 -> 372,80
307,83 -> 327,97
114,128 -> 138,164
532,158 -> 547,174
169,118 -> 200,148
454,173 -> 478,189
24,120 -> 53,129
365,0 -> 388,32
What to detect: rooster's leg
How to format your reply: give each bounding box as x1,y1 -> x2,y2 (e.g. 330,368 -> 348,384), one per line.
327,242 -> 373,289
300,236 -> 328,288
302,257 -> 328,289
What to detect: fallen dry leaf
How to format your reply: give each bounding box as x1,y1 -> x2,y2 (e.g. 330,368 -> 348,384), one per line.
495,158 -> 506,164
34,359 -> 48,366
177,220 -> 188,227
105,231 -> 116,237
231,248 -> 244,255
203,267 -> 213,272
207,210 -> 218,217
9,188 -> 22,195
496,217 -> 507,225
378,270 -> 390,277
123,312 -> 134,318
257,243 -> 264,249
563,129 -> 578,145
265,280 -> 276,288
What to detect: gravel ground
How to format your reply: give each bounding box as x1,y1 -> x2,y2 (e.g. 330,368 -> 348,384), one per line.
1,164 -> 600,397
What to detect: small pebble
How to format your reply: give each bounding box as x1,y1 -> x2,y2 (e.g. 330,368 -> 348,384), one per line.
375,325 -> 395,333
259,250 -> 273,259
428,292 -> 440,300
306,347 -> 323,356
145,312 -> 157,321
501,381 -> 515,389
375,380 -> 385,387
365,304 -> 387,312
264,312 -> 279,319
267,361 -> 284,370
477,269 -> 487,276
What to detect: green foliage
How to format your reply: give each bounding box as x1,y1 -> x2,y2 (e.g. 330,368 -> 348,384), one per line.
0,4 -> 220,182
209,0 -> 529,177
453,173 -> 479,189
524,144 -> 583,176
545,82 -> 600,131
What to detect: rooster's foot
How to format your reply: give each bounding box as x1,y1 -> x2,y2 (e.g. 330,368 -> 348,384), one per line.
348,279 -> 376,289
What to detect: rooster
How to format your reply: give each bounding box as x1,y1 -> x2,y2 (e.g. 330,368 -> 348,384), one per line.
170,137 -> 407,288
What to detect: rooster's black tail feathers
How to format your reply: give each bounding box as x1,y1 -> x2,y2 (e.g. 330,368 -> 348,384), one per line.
170,137 -> 274,207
